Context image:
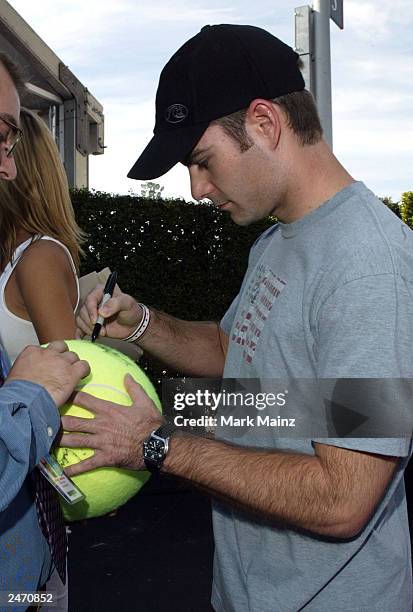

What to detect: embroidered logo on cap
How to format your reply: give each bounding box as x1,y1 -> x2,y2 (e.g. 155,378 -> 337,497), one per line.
165,104 -> 189,124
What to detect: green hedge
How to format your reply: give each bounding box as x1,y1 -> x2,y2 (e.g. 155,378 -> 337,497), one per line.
72,190 -> 272,319
72,189 -> 410,389
72,190 -> 272,387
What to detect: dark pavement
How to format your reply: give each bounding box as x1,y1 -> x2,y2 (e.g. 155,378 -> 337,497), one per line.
68,476 -> 214,612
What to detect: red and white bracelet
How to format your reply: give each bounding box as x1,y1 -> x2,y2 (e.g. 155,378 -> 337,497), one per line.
123,303 -> 151,343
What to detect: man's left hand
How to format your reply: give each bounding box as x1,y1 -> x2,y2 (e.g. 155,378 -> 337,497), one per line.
60,374 -> 164,475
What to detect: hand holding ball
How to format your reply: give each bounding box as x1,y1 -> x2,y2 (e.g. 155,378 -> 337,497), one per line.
54,340 -> 162,521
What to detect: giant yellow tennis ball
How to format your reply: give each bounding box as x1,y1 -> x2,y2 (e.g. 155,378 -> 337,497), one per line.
54,339 -> 162,521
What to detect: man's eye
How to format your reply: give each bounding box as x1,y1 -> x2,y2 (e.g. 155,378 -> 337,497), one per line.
198,159 -> 209,170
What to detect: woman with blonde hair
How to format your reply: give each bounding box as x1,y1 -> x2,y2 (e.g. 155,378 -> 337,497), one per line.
0,107 -> 86,609
0,107 -> 85,362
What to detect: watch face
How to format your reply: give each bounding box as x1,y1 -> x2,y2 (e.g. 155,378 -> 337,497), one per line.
144,438 -> 166,464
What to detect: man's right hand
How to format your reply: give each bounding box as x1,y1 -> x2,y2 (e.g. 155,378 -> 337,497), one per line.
7,341 -> 90,408
76,284 -> 143,340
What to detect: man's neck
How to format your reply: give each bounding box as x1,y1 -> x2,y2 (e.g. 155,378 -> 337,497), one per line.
277,140 -> 355,223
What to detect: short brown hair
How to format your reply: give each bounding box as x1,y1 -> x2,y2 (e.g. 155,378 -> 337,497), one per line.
213,89 -> 323,150
273,89 -> 323,145
0,53 -> 25,94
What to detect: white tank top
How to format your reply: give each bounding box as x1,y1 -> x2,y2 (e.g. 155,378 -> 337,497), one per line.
0,236 -> 80,363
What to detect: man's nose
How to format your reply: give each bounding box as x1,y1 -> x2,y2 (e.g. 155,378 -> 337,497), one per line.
0,147 -> 17,181
189,166 -> 215,202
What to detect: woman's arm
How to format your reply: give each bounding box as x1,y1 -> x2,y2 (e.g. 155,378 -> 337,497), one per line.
14,239 -> 78,342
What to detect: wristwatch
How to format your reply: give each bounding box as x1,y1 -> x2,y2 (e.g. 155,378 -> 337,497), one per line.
143,422 -> 176,473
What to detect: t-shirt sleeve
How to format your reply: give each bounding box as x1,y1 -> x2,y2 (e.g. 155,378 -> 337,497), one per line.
313,273 -> 413,456
220,293 -> 240,336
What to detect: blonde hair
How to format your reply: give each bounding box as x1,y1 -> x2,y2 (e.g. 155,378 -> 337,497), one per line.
0,107 -> 86,270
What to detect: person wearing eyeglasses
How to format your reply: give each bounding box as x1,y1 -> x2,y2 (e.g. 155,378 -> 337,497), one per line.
0,106 -> 86,610
0,54 -> 90,611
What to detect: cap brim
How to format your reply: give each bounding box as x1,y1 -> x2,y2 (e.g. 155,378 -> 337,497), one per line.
127,123 -> 209,180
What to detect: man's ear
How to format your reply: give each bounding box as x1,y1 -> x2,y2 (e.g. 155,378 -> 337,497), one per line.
246,99 -> 281,150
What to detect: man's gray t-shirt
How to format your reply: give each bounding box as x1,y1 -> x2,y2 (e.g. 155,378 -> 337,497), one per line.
213,182 -> 413,612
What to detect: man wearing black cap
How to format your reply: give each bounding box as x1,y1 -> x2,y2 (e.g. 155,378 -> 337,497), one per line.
73,25 -> 413,611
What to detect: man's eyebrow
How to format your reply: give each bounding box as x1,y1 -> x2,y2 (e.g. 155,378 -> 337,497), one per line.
0,113 -> 19,127
182,146 -> 212,167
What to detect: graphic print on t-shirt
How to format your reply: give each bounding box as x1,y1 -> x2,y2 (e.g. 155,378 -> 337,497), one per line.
232,263 -> 286,364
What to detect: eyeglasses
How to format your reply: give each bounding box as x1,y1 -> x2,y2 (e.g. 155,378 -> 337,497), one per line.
0,115 -> 23,157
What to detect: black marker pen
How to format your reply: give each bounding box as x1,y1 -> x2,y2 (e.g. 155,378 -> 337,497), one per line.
91,271 -> 118,342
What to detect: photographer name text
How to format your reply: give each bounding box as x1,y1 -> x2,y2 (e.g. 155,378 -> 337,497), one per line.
173,415 -> 296,428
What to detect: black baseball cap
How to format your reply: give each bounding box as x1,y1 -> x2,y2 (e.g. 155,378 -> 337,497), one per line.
128,24 -> 305,180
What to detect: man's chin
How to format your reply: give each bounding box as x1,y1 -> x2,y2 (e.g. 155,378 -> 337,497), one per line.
233,217 -> 252,227
230,210 -> 260,227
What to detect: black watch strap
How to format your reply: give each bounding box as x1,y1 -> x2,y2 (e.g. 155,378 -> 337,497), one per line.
144,459 -> 160,474
154,422 -> 177,439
